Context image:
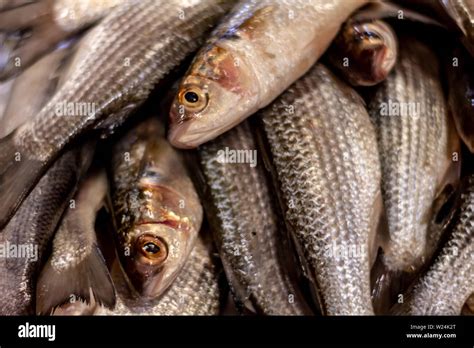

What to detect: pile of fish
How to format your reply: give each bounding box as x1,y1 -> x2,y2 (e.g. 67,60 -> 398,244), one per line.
0,0 -> 472,316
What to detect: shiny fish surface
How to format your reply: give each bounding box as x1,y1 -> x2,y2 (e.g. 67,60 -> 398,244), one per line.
367,38 -> 460,272
394,175 -> 474,315
169,0 -> 368,148
260,64 -> 382,315
110,117 -> 202,299
0,147 -> 93,315
198,120 -> 310,315
36,169 -> 115,315
96,236 -> 222,315
0,0 -> 233,230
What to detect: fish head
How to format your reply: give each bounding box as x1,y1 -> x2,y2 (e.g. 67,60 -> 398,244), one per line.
121,222 -> 193,298
344,20 -> 397,85
168,45 -> 257,148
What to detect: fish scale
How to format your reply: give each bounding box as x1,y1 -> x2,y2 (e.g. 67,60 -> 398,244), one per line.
367,38 -> 457,273
260,64 -> 381,315
395,175 -> 474,315
198,120 -> 310,315
0,0 -> 234,229
97,236 -> 222,315
0,147 -> 92,315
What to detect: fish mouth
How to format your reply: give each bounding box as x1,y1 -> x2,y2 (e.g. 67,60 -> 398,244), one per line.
168,119 -> 223,149
124,260 -> 167,298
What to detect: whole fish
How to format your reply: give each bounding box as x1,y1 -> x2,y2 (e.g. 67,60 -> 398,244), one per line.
367,38 -> 461,273
393,175 -> 474,315
0,0 -> 233,229
0,146 -> 93,315
96,236 -> 222,316
0,46 -> 72,137
110,117 -> 202,299
168,0 -> 368,149
36,169 -> 115,315
326,19 -> 397,86
260,64 -> 382,315
197,120 -> 311,315
447,46 -> 474,153
0,0 -> 124,80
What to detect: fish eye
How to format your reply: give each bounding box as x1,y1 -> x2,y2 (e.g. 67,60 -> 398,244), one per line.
178,86 -> 208,113
136,234 -> 168,265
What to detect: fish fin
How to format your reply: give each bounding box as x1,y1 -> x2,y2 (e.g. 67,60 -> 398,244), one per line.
36,245 -> 116,315
0,131 -> 45,229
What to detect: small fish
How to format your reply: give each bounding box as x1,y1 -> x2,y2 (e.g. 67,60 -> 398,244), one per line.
326,19 -> 397,86
36,169 -> 115,315
95,235 -> 222,315
0,145 -> 93,315
0,0 -> 123,80
110,117 -> 202,299
447,45 -> 474,153
168,0 -> 369,148
0,0 -> 233,229
197,120 -> 311,315
367,38 -> 461,273
393,175 -> 474,315
259,64 -> 382,315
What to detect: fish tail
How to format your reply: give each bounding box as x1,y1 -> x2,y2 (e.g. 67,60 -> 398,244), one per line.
36,246 -> 116,315
0,131 -> 44,229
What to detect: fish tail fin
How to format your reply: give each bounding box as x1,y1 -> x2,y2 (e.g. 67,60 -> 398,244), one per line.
0,131 -> 44,229
36,245 -> 116,315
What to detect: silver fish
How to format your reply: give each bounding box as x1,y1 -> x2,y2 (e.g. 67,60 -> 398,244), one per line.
36,169 -> 115,315
110,117 -> 202,299
96,235 -> 222,316
367,38 -> 461,273
198,120 -> 311,315
0,0 -> 233,229
260,64 -> 382,315
393,175 -> 474,315
0,146 -> 93,315
168,0 -> 368,148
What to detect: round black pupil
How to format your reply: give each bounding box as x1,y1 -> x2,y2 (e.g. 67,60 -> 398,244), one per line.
143,242 -> 160,254
184,91 -> 199,103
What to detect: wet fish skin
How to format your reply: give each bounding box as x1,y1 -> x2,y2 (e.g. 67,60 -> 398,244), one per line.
198,120 -> 311,315
441,0 -> 474,55
394,175 -> 474,315
0,0 -> 233,230
367,38 -> 461,273
260,64 -> 381,315
36,169 -> 115,315
110,117 -> 202,299
96,236 -> 222,315
0,0 -> 124,81
0,145 -> 93,315
0,46 -> 72,138
168,0 -> 368,149
326,19 -> 397,86
447,46 -> 474,153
